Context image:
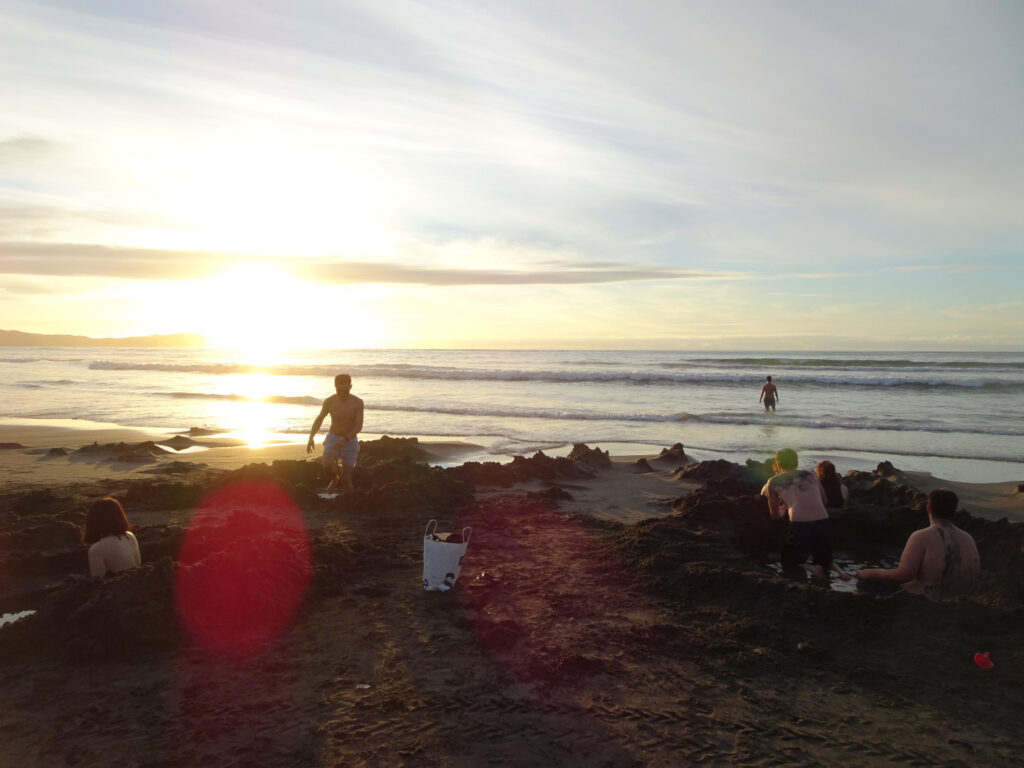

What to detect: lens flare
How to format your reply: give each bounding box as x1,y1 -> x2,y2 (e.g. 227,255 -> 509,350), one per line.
175,480 -> 310,658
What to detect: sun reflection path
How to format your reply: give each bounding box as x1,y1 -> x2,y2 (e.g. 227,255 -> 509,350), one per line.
175,480 -> 311,659
231,399 -> 281,448
211,371 -> 293,448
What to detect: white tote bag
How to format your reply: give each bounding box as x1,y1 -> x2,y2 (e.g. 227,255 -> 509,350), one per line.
422,519 -> 472,591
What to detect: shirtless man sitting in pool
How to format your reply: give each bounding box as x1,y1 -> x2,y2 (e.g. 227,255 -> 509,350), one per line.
307,374 -> 364,493
855,488 -> 981,598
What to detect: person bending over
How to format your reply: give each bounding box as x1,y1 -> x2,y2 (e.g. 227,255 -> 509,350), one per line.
83,496 -> 141,578
762,449 -> 850,581
307,373 -> 364,493
856,488 -> 980,598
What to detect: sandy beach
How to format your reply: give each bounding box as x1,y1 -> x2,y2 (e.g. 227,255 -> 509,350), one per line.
2,422 -> 1023,766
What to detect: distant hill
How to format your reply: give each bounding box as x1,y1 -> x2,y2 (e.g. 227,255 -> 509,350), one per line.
0,329 -> 207,348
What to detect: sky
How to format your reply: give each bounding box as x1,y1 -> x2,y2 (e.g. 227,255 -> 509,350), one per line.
1,0 -> 1022,351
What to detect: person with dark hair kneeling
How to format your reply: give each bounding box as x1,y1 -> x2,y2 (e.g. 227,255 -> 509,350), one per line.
856,488 -> 980,599
83,497 -> 141,578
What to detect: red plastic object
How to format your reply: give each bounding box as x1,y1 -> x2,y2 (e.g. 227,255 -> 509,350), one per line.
974,652 -> 994,670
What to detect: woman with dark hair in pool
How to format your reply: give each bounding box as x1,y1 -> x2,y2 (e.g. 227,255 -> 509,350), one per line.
82,497 -> 141,578
815,460 -> 849,509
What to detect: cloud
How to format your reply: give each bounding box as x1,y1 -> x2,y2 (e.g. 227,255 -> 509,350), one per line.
0,242 -> 218,281
0,200 -> 179,241
0,135 -> 60,165
0,241 -> 741,285
295,259 -> 736,286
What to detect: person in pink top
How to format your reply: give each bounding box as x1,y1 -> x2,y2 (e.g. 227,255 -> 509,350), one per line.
82,497 -> 141,578
761,449 -> 850,581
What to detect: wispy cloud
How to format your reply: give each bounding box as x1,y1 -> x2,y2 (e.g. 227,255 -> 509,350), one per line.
0,135 -> 59,165
0,241 -> 741,285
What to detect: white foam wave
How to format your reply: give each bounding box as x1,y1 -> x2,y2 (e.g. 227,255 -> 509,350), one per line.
169,392 -> 320,406
88,360 -> 1024,392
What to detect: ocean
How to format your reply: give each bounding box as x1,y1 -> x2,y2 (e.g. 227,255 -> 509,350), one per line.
2,348 -> 1022,483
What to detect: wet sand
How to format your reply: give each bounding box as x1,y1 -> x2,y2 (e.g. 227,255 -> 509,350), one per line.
1,427 -> 1023,767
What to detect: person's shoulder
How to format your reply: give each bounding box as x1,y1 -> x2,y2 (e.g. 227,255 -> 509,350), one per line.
905,527 -> 934,547
953,524 -> 979,544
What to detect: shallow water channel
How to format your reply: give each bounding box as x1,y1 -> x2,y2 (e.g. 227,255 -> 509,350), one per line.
768,552 -> 899,593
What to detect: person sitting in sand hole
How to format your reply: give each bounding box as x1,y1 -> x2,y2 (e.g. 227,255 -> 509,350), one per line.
759,375 -> 779,412
855,488 -> 980,599
815,460 -> 849,509
83,496 -> 141,578
307,373 -> 364,494
762,449 -> 851,582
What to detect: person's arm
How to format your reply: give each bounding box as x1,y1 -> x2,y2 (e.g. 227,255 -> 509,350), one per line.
759,385 -> 765,403
762,482 -> 785,520
129,531 -> 141,567
307,402 -> 329,453
859,530 -> 926,582
88,543 -> 107,579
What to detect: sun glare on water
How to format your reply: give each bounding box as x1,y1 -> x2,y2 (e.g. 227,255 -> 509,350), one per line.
210,372 -> 294,449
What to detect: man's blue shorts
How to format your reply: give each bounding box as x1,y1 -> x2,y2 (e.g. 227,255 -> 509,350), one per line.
323,433 -> 359,467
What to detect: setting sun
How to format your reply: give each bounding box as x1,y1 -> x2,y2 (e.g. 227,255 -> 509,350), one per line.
188,262 -> 392,353
197,263 -> 300,354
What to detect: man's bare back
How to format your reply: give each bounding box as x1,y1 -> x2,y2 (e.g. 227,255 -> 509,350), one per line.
892,523 -> 980,597
759,376 -> 778,412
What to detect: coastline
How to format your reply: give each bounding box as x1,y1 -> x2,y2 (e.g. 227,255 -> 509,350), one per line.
3,418 -> 1020,522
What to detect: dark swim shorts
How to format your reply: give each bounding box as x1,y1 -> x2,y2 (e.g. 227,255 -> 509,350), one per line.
781,518 -> 832,568
764,397 -> 775,407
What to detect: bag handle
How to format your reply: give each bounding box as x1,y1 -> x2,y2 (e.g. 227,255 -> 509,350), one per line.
462,526 -> 472,544
424,519 -> 437,538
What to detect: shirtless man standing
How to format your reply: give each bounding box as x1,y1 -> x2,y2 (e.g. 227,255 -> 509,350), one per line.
762,448 -> 850,581
759,375 -> 779,412
856,488 -> 981,598
307,374 -> 364,493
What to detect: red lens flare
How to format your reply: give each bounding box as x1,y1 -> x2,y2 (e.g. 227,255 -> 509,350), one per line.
175,480 -> 310,658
